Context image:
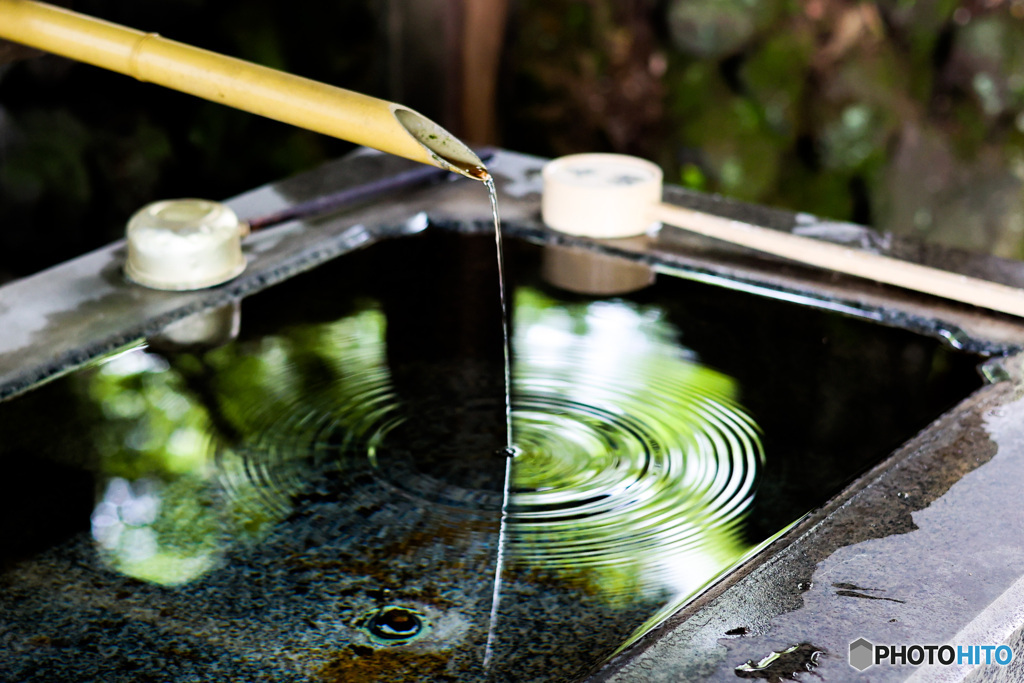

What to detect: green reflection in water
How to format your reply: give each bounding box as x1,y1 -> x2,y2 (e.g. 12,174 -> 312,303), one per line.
78,286 -> 763,632
83,308 -> 392,585
506,288 -> 763,647
204,308 -> 393,520
86,349 -> 223,585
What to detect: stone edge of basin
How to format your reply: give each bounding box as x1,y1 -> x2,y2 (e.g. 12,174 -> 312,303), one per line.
591,356 -> 1024,683
5,147 -> 1024,403
0,149 -> 437,402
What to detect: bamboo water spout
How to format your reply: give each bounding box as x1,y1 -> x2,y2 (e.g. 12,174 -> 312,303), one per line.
0,0 -> 487,180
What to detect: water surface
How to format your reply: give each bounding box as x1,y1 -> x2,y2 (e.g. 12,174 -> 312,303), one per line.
0,229 -> 983,681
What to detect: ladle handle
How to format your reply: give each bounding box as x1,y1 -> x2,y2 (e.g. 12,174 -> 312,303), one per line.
651,202 -> 1024,319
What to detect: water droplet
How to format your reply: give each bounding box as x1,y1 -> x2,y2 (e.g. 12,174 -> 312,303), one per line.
980,360 -> 1011,385
935,325 -> 969,351
735,643 -> 825,679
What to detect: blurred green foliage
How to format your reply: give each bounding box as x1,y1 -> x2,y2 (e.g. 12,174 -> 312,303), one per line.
505,0 -> 1024,258
75,307 -> 393,585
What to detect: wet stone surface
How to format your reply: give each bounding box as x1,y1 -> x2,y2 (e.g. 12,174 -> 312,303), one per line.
597,360 -> 1024,681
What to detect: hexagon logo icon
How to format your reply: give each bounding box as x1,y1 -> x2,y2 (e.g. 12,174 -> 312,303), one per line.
849,638 -> 874,671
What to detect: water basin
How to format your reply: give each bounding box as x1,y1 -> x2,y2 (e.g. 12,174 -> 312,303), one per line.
0,227 -> 985,681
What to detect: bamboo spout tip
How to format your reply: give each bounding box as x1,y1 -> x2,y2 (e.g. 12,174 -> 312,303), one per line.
392,107 -> 488,181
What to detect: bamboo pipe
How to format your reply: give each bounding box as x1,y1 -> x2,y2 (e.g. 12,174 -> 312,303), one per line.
543,153 -> 1024,319
0,0 -> 487,180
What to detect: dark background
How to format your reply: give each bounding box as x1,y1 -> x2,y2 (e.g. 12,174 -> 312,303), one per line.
3,0 -> 1024,281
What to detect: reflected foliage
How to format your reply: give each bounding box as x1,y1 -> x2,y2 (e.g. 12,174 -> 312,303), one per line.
75,308 -> 391,585
510,289 -> 761,590
67,288 -> 764,603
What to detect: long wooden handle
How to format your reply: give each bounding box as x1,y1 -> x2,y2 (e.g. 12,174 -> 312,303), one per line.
652,202 -> 1024,319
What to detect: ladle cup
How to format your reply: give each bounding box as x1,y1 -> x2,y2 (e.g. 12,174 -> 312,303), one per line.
542,153 -> 1024,319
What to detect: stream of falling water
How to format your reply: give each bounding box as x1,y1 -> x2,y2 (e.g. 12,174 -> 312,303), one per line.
486,175 -> 514,452
483,174 -> 514,670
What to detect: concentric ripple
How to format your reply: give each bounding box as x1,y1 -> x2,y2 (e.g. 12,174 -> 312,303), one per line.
213,310 -> 402,520
213,308 -> 507,518
505,291 -> 764,594
209,291 -> 763,597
